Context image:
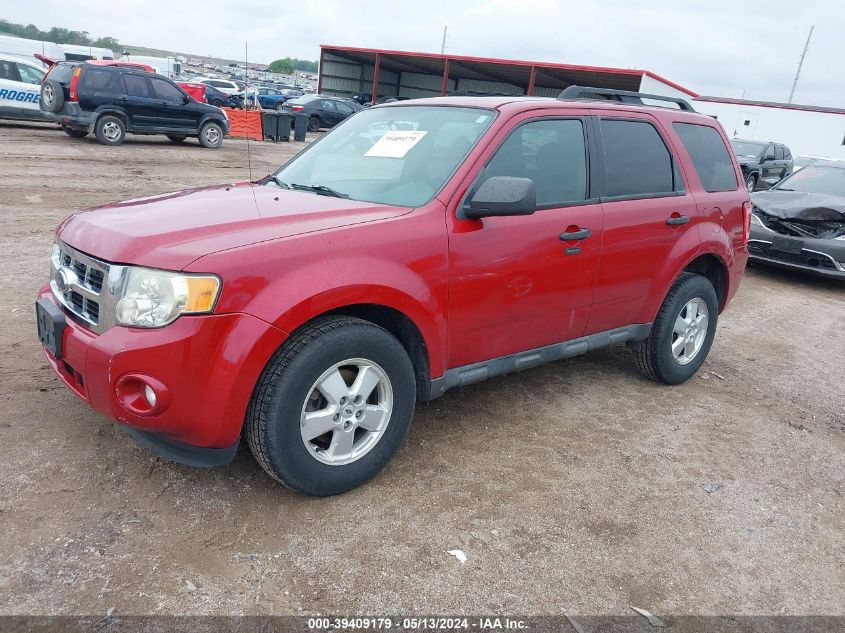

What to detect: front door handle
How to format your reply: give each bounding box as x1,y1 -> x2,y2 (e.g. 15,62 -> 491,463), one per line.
666,215 -> 690,225
559,228 -> 592,241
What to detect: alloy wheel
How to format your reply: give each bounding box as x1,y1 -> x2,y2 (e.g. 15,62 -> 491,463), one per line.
671,298 -> 709,365
300,358 -> 393,466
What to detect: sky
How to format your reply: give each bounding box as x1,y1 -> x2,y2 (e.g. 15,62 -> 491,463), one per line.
4,0 -> 844,106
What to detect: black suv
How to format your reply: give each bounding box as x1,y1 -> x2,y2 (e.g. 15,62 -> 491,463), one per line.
40,63 -> 230,148
729,139 -> 794,192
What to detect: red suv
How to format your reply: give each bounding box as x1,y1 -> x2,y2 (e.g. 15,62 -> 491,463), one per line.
36,87 -> 750,496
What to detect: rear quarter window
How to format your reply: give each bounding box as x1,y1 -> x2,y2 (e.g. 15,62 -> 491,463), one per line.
81,68 -> 115,92
673,123 -> 738,193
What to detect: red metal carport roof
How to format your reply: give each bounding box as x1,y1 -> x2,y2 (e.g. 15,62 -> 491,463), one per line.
319,45 -> 698,97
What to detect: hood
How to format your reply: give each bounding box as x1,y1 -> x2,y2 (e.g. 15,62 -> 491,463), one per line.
751,190 -> 845,221
57,183 -> 406,270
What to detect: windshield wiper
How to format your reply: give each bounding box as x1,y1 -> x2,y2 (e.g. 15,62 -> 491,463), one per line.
267,175 -> 291,189
290,183 -> 350,199
773,187 -> 795,191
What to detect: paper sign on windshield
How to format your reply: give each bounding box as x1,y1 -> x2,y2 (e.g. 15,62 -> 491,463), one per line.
365,131 -> 428,158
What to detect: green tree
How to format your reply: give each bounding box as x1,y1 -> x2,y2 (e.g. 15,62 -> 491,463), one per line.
93,36 -> 120,50
268,58 -> 294,75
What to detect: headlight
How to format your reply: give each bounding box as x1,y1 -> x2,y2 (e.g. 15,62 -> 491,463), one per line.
750,212 -> 763,226
115,267 -> 220,328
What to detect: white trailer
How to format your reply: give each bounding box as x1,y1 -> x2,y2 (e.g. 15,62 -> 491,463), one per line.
0,34 -> 113,62
693,97 -> 845,160
119,54 -> 182,79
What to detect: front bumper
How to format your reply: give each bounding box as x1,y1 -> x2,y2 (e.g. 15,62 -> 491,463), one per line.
37,286 -> 288,461
748,225 -> 845,280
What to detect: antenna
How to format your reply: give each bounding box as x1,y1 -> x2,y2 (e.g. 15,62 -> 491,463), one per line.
788,26 -> 814,104
441,26 -> 448,54
245,41 -> 254,184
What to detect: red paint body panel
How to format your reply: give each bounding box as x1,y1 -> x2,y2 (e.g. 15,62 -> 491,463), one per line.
42,96 -> 748,451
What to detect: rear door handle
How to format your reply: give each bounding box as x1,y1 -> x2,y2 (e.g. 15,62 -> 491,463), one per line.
666,215 -> 689,225
559,228 -> 592,241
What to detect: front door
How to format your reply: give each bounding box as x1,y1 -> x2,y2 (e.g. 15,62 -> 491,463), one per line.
117,73 -> 158,129
446,113 -> 602,368
150,76 -> 200,131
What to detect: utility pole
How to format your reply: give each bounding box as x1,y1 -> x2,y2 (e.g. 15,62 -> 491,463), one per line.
788,26 -> 813,104
441,26 -> 448,54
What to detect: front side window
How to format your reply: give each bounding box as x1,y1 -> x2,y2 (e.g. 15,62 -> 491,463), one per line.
272,105 -> 496,207
122,74 -> 150,98
600,119 -> 675,197
17,63 -> 45,84
673,122 -> 738,192
484,119 -> 588,206
321,100 -> 337,111
336,101 -> 355,115
730,140 -> 765,159
764,145 -> 776,160
151,77 -> 184,103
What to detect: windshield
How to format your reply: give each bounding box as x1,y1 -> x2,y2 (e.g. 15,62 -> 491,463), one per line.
271,105 -> 496,207
774,165 -> 845,197
730,140 -> 765,159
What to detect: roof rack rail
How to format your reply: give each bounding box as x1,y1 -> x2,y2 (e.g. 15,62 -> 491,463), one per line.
557,86 -> 696,112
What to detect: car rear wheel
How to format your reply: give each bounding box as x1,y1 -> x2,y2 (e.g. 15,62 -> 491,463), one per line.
198,122 -> 223,149
632,272 -> 718,385
94,115 -> 126,146
745,174 -> 757,192
245,316 -> 416,496
61,125 -> 87,138
307,116 -> 321,132
167,135 -> 187,143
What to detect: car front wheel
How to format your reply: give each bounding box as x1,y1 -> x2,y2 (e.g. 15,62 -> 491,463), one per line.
745,174 -> 757,192
632,272 -> 718,384
198,122 -> 223,149
245,316 -> 416,496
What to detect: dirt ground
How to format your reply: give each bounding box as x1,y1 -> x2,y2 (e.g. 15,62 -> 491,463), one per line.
0,121 -> 842,618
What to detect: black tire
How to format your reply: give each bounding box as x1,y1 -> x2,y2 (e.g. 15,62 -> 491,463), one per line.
307,116 -> 321,132
632,272 -> 718,385
61,125 -> 87,138
40,78 -> 64,113
167,135 -> 187,143
198,121 -> 224,149
245,316 -> 416,496
745,173 -> 757,193
94,115 -> 126,146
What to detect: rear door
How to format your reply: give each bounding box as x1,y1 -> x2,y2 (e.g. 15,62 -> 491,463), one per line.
116,73 -> 158,129
77,67 -> 116,114
586,112 -> 698,334
761,144 -> 778,183
446,111 -> 603,367
150,76 -> 199,131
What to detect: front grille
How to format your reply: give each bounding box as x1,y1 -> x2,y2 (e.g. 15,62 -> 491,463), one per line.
50,242 -> 111,329
748,240 -> 838,270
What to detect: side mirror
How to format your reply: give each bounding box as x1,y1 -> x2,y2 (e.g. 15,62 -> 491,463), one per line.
463,176 -> 536,219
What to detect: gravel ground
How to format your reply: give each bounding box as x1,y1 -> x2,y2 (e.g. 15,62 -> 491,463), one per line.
0,121 -> 842,618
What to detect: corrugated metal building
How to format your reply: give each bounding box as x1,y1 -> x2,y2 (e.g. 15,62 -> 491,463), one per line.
318,45 -> 696,102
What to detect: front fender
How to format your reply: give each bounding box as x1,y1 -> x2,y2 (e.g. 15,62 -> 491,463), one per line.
186,206 -> 450,377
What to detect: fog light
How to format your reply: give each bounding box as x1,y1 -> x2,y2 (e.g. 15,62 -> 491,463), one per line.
144,384 -> 157,407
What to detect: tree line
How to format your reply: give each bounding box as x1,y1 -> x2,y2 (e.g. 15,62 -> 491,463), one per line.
0,19 -> 120,50
269,58 -> 319,75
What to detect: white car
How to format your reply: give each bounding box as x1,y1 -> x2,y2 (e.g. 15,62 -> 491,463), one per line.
0,53 -> 47,121
195,77 -> 241,95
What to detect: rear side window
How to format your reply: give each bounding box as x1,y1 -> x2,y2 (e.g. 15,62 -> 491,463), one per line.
673,123 -> 738,192
784,147 -> 792,159
122,74 -> 150,98
600,119 -> 675,197
81,68 -> 115,92
16,63 -> 45,84
151,77 -> 184,103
